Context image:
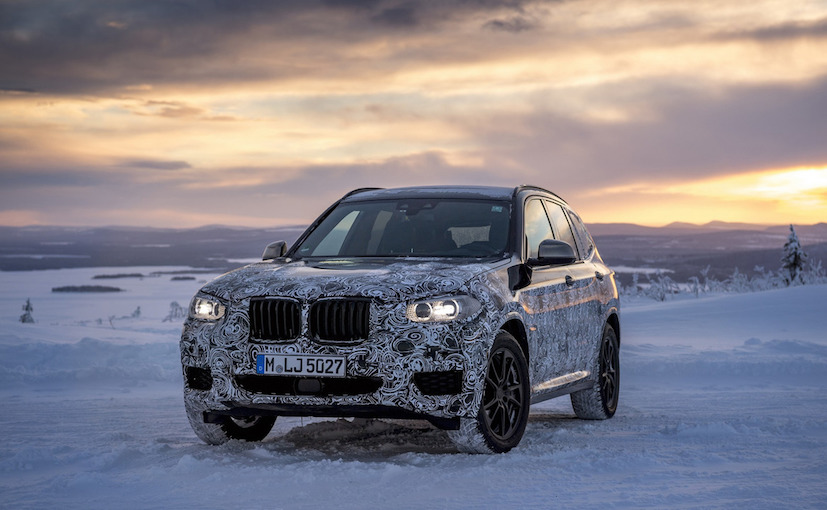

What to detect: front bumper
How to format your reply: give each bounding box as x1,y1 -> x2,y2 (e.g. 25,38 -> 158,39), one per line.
180,298 -> 494,422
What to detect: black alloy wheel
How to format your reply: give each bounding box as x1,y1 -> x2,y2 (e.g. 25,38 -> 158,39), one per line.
477,332 -> 530,452
571,322 -> 620,420
599,325 -> 620,416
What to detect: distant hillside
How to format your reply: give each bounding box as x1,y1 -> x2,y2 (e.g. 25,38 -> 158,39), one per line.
590,222 -> 827,284
0,225 -> 306,271
589,221 -> 827,241
1,222 -> 825,281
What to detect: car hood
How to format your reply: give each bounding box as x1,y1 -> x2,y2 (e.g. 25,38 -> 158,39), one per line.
199,258 -> 500,303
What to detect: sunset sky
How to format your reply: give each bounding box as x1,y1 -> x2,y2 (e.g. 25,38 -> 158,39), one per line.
1,0 -> 826,228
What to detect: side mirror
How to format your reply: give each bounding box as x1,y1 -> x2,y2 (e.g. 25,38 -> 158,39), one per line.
262,240 -> 287,260
532,239 -> 576,266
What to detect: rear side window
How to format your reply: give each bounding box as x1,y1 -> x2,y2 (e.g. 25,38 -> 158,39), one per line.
544,201 -> 579,258
567,210 -> 595,259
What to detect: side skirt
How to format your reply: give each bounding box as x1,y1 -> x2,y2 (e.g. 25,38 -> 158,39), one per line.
530,370 -> 593,405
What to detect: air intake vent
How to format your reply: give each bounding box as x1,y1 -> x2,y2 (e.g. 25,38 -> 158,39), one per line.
249,297 -> 301,341
309,298 -> 371,343
235,375 -> 381,396
413,370 -> 463,395
184,366 -> 212,391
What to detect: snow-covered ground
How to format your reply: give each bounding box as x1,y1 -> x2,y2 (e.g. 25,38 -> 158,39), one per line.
1,267 -> 826,509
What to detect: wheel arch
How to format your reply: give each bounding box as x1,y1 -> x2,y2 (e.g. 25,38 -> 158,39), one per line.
606,311 -> 620,345
499,317 -> 529,368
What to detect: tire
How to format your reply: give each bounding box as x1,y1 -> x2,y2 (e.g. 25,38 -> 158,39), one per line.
448,331 -> 530,453
184,397 -> 276,444
220,415 -> 277,442
571,322 -> 619,420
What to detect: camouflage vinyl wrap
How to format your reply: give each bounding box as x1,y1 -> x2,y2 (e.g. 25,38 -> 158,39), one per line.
180,257 -> 618,425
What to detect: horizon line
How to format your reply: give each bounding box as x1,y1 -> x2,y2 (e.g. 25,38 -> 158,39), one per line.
2,220 -> 825,231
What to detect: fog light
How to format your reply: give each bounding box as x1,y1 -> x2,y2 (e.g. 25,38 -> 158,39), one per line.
395,340 -> 415,354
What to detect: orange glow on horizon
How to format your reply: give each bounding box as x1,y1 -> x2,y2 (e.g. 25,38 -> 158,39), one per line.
579,165 -> 827,227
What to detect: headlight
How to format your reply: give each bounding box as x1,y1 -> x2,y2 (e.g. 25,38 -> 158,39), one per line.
189,296 -> 226,321
406,295 -> 481,323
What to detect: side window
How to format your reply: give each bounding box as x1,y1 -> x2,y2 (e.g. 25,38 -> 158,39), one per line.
544,201 -> 579,258
524,199 -> 554,259
567,210 -> 595,259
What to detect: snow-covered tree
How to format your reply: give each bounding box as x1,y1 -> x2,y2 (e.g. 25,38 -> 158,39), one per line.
163,301 -> 186,322
802,258 -> 827,285
726,267 -> 750,293
20,298 -> 35,323
751,266 -> 781,291
687,276 -> 701,297
646,272 -> 679,301
781,225 -> 808,286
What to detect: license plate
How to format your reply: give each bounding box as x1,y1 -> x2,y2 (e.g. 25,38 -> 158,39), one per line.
256,354 -> 346,378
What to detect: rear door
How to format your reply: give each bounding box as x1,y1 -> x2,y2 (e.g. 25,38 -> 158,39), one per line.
545,202 -> 605,370
517,198 -> 578,384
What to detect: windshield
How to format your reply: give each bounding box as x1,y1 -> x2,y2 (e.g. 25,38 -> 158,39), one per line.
293,199 -> 511,258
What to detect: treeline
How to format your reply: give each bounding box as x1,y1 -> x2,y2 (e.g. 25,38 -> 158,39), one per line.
622,225 -> 826,300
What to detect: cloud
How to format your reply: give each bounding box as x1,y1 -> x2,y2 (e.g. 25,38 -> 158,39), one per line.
259,152 -> 510,196
0,151 -> 515,227
717,17 -> 827,42
2,1 -> 827,227
118,159 -> 192,171
133,101 -> 205,119
0,0 -> 549,95
371,3 -> 418,27
465,78 -> 827,191
3,0 -> 821,99
0,87 -> 37,94
0,168 -> 127,189
483,16 -> 537,32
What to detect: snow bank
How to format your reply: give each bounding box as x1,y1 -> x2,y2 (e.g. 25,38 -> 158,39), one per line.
0,338 -> 181,389
622,284 -> 827,348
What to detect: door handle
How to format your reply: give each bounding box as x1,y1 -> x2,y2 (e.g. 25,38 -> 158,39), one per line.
595,271 -> 604,281
565,275 -> 575,287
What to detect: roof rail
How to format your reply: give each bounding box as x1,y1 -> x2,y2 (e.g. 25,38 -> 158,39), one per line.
515,184 -> 567,203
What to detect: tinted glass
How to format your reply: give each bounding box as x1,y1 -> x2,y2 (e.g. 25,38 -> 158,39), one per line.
294,199 -> 511,258
524,199 -> 554,259
545,201 -> 579,257
567,210 -> 594,259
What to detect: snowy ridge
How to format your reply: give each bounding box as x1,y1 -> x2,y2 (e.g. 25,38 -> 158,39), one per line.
624,339 -> 827,383
0,338 -> 181,389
